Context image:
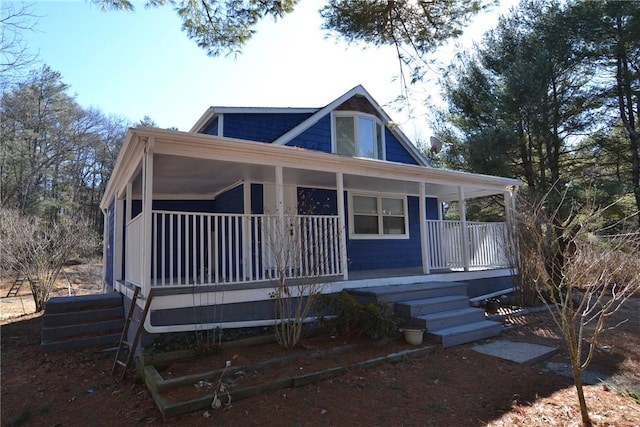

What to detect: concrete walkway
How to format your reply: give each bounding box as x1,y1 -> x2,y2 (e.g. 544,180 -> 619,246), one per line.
472,340 -> 557,365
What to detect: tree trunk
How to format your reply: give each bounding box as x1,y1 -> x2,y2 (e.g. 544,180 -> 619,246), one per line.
615,16 -> 640,222
572,364 -> 592,427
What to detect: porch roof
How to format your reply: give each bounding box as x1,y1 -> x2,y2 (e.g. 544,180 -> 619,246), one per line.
100,127 -> 520,209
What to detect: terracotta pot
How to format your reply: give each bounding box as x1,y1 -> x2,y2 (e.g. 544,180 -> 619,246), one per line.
403,328 -> 424,345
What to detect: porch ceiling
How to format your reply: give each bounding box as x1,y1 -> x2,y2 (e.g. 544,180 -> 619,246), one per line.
149,154 -> 507,201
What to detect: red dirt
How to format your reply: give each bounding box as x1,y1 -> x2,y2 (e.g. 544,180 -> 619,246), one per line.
2,297 -> 639,426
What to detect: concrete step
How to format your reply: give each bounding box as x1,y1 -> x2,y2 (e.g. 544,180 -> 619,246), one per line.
347,282 -> 468,305
41,293 -> 125,353
44,293 -> 122,314
41,333 -> 122,354
43,306 -> 123,327
412,307 -> 486,331
41,319 -> 124,341
395,295 -> 469,317
427,320 -> 502,348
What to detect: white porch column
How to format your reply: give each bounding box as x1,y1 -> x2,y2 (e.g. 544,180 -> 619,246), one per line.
101,205 -> 109,289
114,195 -> 124,282
504,186 -> 518,268
275,166 -> 284,223
419,183 -> 430,274
274,166 -> 285,278
458,186 -> 470,271
142,137 -> 155,297
504,186 -> 517,224
336,172 -> 348,280
243,181 -> 252,280
124,182 -> 132,286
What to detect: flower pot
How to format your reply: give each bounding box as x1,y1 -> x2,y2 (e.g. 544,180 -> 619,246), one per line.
403,328 -> 424,345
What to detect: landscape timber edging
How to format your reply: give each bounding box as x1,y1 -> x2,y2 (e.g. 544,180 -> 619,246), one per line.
145,345 -> 434,419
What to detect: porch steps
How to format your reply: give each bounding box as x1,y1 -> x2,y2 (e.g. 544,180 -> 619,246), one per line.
409,307 -> 486,331
427,321 -> 503,349
346,281 -> 502,348
394,295 -> 470,318
41,293 -> 124,353
347,281 -> 468,305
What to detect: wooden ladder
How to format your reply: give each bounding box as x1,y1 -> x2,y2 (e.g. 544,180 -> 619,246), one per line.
112,288 -> 155,380
5,276 -> 27,298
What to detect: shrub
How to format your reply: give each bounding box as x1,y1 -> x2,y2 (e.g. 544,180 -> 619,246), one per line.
317,291 -> 399,340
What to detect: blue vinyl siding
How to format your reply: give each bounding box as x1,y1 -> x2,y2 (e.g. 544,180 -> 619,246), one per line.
251,183 -> 263,214
426,197 -> 439,220
214,185 -> 244,213
222,113 -> 313,143
202,117 -> 219,136
385,128 -> 419,165
346,195 -> 422,271
286,115 -> 332,153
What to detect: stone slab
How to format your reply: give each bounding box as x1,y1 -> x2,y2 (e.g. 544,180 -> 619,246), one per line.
472,340 -> 557,364
544,362 -> 611,385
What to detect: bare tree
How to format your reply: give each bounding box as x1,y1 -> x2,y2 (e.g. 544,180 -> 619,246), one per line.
265,213 -> 341,350
512,190 -> 640,426
0,208 -> 98,312
1,1 -> 39,88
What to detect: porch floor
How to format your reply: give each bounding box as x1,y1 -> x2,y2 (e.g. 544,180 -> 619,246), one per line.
347,267 -> 425,281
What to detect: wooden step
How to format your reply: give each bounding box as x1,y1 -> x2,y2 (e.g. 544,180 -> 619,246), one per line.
42,319 -> 124,341
44,293 -> 122,313
41,333 -> 122,353
411,307 -> 486,331
347,281 -> 468,304
395,295 -> 469,317
43,306 -> 123,327
40,293 -> 125,354
427,320 -> 502,348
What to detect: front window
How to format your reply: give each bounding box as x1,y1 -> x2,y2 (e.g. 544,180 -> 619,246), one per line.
350,194 -> 408,238
334,113 -> 385,160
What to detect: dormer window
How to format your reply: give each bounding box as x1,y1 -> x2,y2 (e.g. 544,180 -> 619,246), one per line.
333,112 -> 385,160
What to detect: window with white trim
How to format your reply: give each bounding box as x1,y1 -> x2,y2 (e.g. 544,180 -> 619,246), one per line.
350,194 -> 408,238
333,112 -> 385,160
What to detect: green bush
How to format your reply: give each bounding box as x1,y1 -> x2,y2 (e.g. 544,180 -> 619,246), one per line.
317,291 -> 399,340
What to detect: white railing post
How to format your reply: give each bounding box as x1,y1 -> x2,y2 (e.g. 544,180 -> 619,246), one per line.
142,138 -> 154,297
419,183 -> 430,274
458,186 -> 470,271
336,172 -> 348,280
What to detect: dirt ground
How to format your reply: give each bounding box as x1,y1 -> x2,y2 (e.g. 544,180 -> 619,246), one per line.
1,267 -> 639,426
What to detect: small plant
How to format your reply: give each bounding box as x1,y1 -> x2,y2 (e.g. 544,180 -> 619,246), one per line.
317,291 -> 399,340
211,355 -> 237,411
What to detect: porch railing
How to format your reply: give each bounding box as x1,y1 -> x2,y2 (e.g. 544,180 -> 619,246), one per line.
149,211 -> 343,287
125,213 -> 143,286
426,220 -> 510,270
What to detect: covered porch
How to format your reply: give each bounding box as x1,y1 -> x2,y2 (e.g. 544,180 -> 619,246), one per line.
102,128 -> 519,300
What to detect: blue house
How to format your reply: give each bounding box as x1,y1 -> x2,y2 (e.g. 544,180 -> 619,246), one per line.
100,85 -> 520,345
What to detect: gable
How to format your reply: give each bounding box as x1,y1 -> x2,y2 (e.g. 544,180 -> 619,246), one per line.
335,94 -> 381,117
272,85 -> 429,166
